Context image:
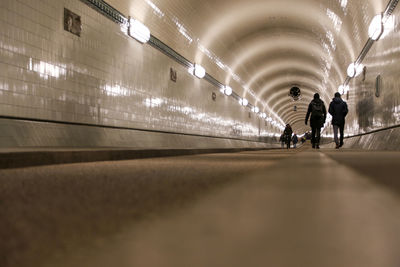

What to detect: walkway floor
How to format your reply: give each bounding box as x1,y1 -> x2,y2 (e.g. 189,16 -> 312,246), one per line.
1,145 -> 400,267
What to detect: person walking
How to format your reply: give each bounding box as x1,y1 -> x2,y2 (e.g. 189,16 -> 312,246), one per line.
292,133 -> 298,148
329,92 -> 348,149
283,124 -> 293,149
279,133 -> 285,148
305,93 -> 327,149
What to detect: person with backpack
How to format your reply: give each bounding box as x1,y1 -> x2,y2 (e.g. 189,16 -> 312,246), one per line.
305,93 -> 327,149
283,124 -> 293,149
329,92 -> 348,149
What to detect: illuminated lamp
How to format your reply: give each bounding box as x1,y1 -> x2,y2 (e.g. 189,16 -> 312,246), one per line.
343,85 -> 350,94
129,18 -> 150,43
240,98 -> 248,106
347,62 -> 364,78
193,64 -> 206,78
338,85 -> 345,95
224,85 -> 232,96
252,106 -> 260,113
368,14 -> 384,41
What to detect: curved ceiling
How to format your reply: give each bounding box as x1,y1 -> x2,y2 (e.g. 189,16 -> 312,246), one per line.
110,0 -> 387,134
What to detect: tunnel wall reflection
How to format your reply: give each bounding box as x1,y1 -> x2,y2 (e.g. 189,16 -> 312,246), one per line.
323,4 -> 400,148
0,0 -> 280,148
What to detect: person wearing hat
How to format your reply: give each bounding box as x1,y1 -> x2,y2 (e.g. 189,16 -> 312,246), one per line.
305,93 -> 327,149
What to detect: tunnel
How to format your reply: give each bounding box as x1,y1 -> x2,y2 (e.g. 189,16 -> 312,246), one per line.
1,0 -> 400,266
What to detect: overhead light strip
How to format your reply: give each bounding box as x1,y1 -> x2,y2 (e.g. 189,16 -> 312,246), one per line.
342,0 -> 398,88
80,0 -> 285,130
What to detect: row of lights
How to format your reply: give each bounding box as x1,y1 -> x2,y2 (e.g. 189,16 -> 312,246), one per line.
339,11 -> 395,94
188,65 -> 283,129
127,16 -> 285,130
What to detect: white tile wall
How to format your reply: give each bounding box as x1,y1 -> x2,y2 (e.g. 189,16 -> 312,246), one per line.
0,0 -> 281,147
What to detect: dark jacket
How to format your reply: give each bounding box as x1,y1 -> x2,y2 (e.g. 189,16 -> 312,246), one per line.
329,97 -> 348,126
305,99 -> 327,128
283,126 -> 292,143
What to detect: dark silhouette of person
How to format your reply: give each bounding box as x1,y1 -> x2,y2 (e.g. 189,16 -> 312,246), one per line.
283,124 -> 293,149
292,133 -> 298,148
279,133 -> 285,148
305,93 -> 327,149
329,92 -> 348,149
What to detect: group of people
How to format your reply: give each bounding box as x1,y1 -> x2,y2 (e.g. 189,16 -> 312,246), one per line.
279,125 -> 298,149
280,91 -> 348,149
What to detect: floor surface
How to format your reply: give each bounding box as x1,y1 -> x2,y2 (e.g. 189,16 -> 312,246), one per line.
1,145 -> 400,267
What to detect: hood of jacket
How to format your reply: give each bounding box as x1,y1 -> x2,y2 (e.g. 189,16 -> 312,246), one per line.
312,98 -> 324,105
332,97 -> 343,104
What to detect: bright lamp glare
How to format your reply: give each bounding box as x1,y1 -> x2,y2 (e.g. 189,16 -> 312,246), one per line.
343,85 -> 349,94
129,19 -> 150,43
261,112 -> 267,119
368,14 -> 383,40
347,62 -> 363,78
240,98 -> 248,106
347,63 -> 356,77
194,64 -> 205,78
252,106 -> 260,113
224,86 -> 232,96
338,85 -> 344,95
382,15 -> 395,39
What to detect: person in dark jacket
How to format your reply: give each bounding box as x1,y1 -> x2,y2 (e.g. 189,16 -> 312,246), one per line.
279,133 -> 285,148
283,124 -> 293,149
329,92 -> 348,149
292,133 -> 298,148
305,93 -> 327,149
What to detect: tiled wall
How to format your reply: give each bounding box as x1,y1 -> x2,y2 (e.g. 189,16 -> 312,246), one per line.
0,0 -> 280,148
323,4 -> 400,138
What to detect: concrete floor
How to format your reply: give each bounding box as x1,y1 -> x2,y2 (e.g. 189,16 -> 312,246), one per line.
1,145 -> 400,267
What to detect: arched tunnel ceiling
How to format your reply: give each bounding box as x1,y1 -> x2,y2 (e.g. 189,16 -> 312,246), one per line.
109,0 -> 388,134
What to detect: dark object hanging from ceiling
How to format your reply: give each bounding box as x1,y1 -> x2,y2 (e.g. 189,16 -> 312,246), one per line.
289,86 -> 301,101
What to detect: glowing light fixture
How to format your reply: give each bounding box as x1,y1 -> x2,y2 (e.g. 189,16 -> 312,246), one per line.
252,106 -> 260,113
338,84 -> 349,95
129,18 -> 150,43
240,98 -> 248,106
261,112 -> 267,119
347,62 -> 364,78
344,85 -> 349,94
224,85 -> 232,96
368,14 -> 384,41
193,64 -> 206,79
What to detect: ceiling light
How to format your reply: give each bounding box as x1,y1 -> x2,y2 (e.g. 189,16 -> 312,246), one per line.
338,84 -> 350,95
347,62 -> 364,78
343,85 -> 349,94
224,85 -> 232,96
252,106 -> 260,113
129,18 -> 150,43
240,98 -> 248,106
193,63 -> 205,78
368,14 -> 384,41
347,63 -> 356,77
338,85 -> 344,95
